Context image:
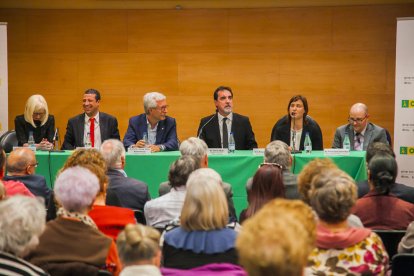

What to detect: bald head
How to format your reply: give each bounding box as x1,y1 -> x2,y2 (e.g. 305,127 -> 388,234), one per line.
350,103 -> 368,114
6,148 -> 36,175
349,103 -> 369,133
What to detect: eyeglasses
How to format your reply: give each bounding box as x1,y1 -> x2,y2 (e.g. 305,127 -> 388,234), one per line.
259,162 -> 283,169
33,112 -> 45,117
348,116 -> 367,124
28,162 -> 39,168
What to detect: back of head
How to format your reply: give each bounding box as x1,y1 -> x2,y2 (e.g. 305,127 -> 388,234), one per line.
245,164 -> 285,218
168,156 -> 199,189
143,92 -> 166,114
54,166 -> 100,213
61,149 -> 108,194
310,168 -> 356,224
181,168 -> 228,231
6,148 -> 34,175
179,137 -> 208,165
297,158 -> 337,204
237,198 -> 315,276
0,196 -> 46,257
368,153 -> 397,195
264,140 -> 290,169
366,142 -> 395,164
100,139 -> 125,169
24,94 -> 49,127
117,224 -> 161,266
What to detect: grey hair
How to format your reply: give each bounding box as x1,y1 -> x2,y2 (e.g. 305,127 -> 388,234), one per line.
143,92 -> 166,114
187,168 -> 223,189
264,140 -> 291,169
54,166 -> 100,213
179,137 -> 208,165
168,156 -> 199,188
101,139 -> 125,169
0,196 -> 46,256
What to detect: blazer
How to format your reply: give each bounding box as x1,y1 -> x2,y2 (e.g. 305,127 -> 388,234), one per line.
357,180 -> 414,204
197,113 -> 258,150
332,122 -> 388,150
106,169 -> 150,211
270,115 -> 323,150
61,112 -> 120,150
3,174 -> 51,206
123,113 -> 179,151
15,114 -> 55,146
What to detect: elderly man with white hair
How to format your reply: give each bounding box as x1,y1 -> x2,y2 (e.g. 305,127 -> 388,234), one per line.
101,139 -> 150,211
123,92 -> 178,152
0,196 -> 47,275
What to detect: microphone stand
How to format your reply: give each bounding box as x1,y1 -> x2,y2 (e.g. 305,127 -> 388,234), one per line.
291,114 -> 301,154
198,112 -> 217,139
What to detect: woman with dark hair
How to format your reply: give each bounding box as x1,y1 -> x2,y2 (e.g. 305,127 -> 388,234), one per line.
353,153 -> 414,229
239,163 -> 285,223
270,95 -> 323,151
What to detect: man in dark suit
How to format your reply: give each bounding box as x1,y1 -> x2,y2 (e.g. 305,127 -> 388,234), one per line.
3,148 -> 50,205
197,86 -> 257,150
62,89 -> 120,150
357,142 -> 414,204
100,139 -> 150,211
123,92 -> 178,151
332,103 -> 388,150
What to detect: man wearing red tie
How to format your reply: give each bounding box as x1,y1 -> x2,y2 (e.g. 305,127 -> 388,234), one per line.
62,89 -> 120,150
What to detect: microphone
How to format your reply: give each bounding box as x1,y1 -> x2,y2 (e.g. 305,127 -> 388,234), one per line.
52,128 -> 58,142
198,113 -> 217,139
50,128 -> 64,152
290,112 -> 300,154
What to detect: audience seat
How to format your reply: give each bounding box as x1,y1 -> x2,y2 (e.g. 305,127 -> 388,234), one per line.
373,230 -> 406,262
133,209 -> 146,225
0,130 -> 18,153
391,254 -> 414,276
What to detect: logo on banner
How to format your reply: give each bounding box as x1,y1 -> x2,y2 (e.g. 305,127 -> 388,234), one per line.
400,147 -> 414,155
402,100 -> 414,108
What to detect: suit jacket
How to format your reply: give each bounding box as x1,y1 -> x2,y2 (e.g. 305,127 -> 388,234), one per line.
357,180 -> 414,204
123,113 -> 179,151
332,122 -> 388,150
106,169 -> 150,210
62,112 -> 120,150
197,113 -> 257,150
15,114 -> 55,146
3,174 -> 51,205
270,115 -> 323,150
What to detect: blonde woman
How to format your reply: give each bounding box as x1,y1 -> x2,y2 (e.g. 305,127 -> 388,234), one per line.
15,94 -> 55,149
117,224 -> 162,276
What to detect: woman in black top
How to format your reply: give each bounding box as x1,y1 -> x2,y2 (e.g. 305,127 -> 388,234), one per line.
270,95 -> 323,151
15,94 -> 55,150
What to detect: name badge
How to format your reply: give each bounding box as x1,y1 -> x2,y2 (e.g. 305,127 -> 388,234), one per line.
252,148 -> 265,156
208,148 -> 229,155
324,148 -> 350,156
128,147 -> 151,155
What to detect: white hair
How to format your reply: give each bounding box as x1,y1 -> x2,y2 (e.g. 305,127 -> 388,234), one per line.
143,92 -> 166,114
101,139 -> 125,169
264,140 -> 291,169
179,137 -> 208,164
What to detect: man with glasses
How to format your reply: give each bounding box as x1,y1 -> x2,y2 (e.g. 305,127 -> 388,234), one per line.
3,148 -> 50,204
332,103 -> 388,150
123,92 -> 178,152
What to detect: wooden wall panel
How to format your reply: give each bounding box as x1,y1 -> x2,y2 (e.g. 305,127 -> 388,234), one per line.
2,4 -> 414,149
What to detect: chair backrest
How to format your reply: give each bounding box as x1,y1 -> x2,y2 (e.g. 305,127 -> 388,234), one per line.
0,130 -> 18,153
391,253 -> 414,276
133,209 -> 146,225
385,128 -> 392,145
373,230 -> 406,261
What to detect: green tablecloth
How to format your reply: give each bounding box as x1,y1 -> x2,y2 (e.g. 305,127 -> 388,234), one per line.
34,150 -> 366,216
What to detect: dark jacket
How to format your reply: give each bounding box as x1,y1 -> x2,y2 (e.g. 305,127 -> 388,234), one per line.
15,114 -> 55,146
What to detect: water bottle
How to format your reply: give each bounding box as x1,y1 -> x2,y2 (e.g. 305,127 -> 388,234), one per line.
85,132 -> 92,148
228,132 -> 235,153
304,132 -> 312,154
343,134 -> 351,150
28,131 -> 35,148
143,132 -> 149,147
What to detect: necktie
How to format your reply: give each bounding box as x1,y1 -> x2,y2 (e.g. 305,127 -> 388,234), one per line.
222,118 -> 228,148
354,133 -> 361,151
89,118 -> 95,148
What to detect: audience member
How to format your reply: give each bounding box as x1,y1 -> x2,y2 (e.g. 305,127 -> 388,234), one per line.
398,221 -> 414,254
101,139 -> 150,211
158,137 -> 236,221
3,148 -> 50,204
15,94 -> 55,150
357,142 -> 414,203
353,153 -> 414,229
0,196 -> 47,275
62,88 -> 120,150
297,158 -> 363,227
145,156 -> 198,229
27,166 -> 121,275
123,92 -> 178,151
163,168 -> 238,269
61,149 -> 136,239
239,163 -> 285,223
332,103 -> 388,150
271,95 -> 323,151
307,169 -> 389,275
117,224 -> 162,276
197,86 -> 257,150
237,199 -> 316,276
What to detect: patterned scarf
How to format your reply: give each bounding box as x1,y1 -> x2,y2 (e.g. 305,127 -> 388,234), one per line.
57,207 -> 97,229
